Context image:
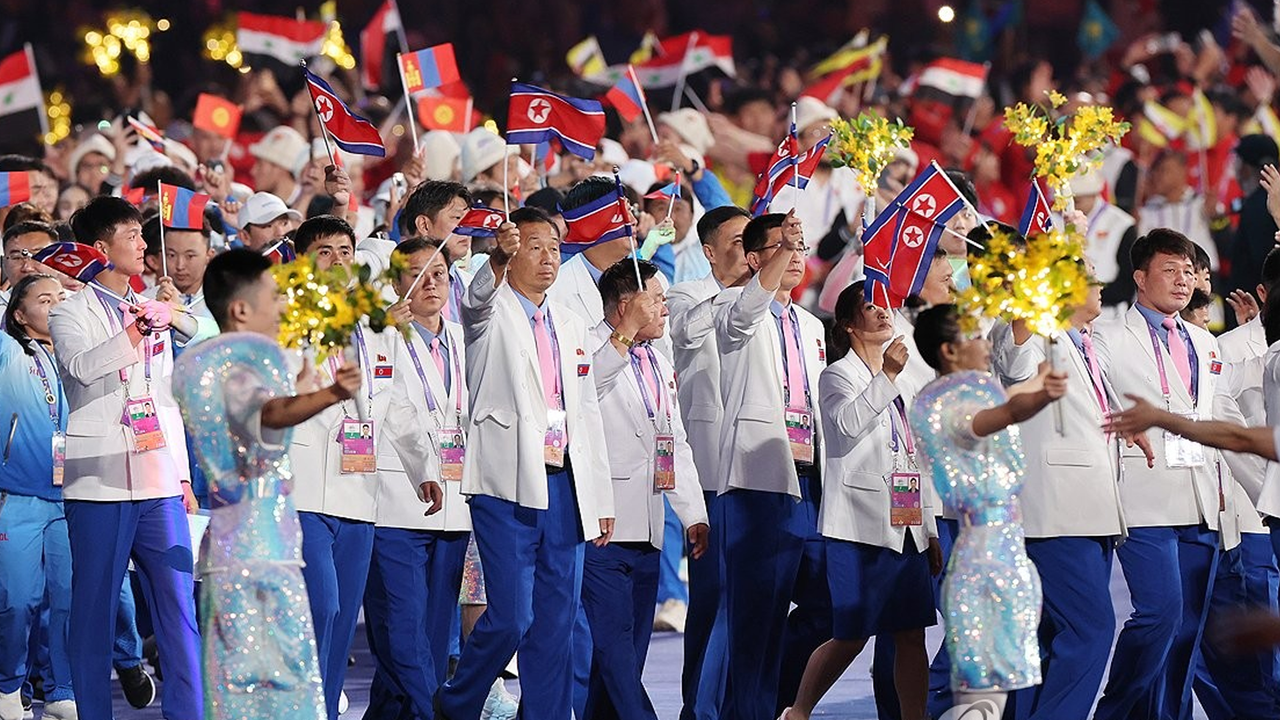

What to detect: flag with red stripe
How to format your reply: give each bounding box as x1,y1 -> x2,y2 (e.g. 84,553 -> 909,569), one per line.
159,183 -> 211,230
507,82 -> 605,160
304,67 -> 386,157
560,178 -> 632,254
360,0 -> 403,91
33,242 -> 113,284
454,205 -> 506,237
1017,178 -> 1054,237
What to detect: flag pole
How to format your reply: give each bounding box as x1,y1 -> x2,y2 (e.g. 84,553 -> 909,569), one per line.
397,53 -> 421,153
388,0 -> 409,54
617,167 -> 645,289
960,63 -> 990,137
670,32 -> 699,113
157,180 -> 168,278
402,242 -> 448,301
302,61 -> 337,166
464,97 -> 474,133
664,172 -> 679,222
631,65 -> 660,145
790,103 -> 800,212
503,78 -> 516,219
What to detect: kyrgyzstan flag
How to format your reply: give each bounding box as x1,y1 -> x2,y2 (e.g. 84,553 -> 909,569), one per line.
417,95 -> 474,132
304,67 -> 386,157
0,171 -> 32,207
507,82 -> 605,160
1017,178 -> 1054,237
237,12 -> 327,69
33,242 -> 114,285
454,205 -> 506,237
360,0 -> 403,92
159,183 -> 211,231
193,94 -> 243,140
0,46 -> 45,152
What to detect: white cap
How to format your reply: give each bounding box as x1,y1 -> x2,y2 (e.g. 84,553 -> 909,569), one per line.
1068,168 -> 1105,197
249,126 -> 309,177
656,109 -> 714,156
68,134 -> 117,179
794,96 -> 838,135
420,130 -> 461,181
239,191 -> 303,230
165,142 -> 198,174
130,149 -> 172,175
617,159 -> 658,195
599,138 -> 629,167
459,128 -> 517,183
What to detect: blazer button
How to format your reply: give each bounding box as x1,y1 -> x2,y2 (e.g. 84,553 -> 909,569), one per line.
635,429 -> 642,437
523,415 -> 532,423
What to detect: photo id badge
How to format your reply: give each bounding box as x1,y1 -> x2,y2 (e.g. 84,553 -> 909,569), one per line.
52,432 -> 65,487
545,409 -> 567,468
440,427 -> 465,481
890,472 -> 923,526
1165,414 -> 1206,468
125,396 -> 167,453
654,433 -> 676,492
339,418 -> 376,474
786,410 -> 814,465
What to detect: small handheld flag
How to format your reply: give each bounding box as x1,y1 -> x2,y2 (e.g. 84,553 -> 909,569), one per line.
507,82 -> 606,160
304,66 -> 387,158
1017,179 -> 1054,237
454,205 -> 507,237
416,95 -> 474,132
0,171 -> 32,207
128,117 -> 165,152
605,66 -> 648,124
398,44 -> 461,94
192,94 -> 243,140
159,183 -> 211,231
560,182 -> 633,254
34,242 -> 114,285
262,239 -> 297,266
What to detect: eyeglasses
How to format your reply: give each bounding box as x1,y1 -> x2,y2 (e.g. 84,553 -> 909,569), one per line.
755,242 -> 811,253
3,249 -> 36,262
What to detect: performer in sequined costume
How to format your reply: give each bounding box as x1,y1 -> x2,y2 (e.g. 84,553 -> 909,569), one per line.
906,305 -> 1067,715
170,249 -> 363,720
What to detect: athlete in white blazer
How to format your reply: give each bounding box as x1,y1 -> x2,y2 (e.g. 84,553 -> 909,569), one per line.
439,205 -> 614,720
551,241 -> 674,359
579,260 -> 709,719
713,211 -> 831,719
1092,230 -> 1229,720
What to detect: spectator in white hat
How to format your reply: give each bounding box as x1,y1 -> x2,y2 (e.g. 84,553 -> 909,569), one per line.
237,191 -> 302,253
459,128 -> 519,186
68,134 -> 117,195
249,126 -> 309,206
421,130 -> 462,181
657,109 -> 715,163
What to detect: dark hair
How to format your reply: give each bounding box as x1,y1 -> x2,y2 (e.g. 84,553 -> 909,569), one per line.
966,221 -> 1024,257
204,248 -> 272,330
3,220 -> 57,248
69,196 -> 143,246
829,281 -> 868,363
913,304 -> 963,372
1265,289 -> 1280,345
1183,288 -> 1212,315
643,181 -> 693,211
3,273 -> 57,355
561,176 -> 616,212
723,86 -> 775,116
1151,148 -> 1188,171
141,215 -> 211,258
697,205 -> 750,246
1262,247 -> 1280,292
742,213 -> 787,254
944,169 -> 979,209
394,237 -> 451,279
3,203 -> 52,231
129,166 -> 196,191
294,215 -> 356,255
598,259 -> 659,316
524,187 -> 565,216
1190,243 -> 1211,273
0,155 -> 52,177
1130,228 -> 1198,271
509,206 -> 558,238
400,181 -> 471,238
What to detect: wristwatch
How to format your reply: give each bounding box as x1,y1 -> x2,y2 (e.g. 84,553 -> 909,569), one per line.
610,329 -> 636,349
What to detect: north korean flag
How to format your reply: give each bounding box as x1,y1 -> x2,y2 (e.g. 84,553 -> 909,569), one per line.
862,162 -> 966,306
33,242 -> 114,284
454,205 -> 506,237
749,126 -> 798,217
560,181 -> 633,255
304,67 -> 386,157
159,183 -> 211,231
1017,178 -> 1054,237
506,82 -> 606,160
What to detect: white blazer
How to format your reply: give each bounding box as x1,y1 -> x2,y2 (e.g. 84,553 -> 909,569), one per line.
713,275 -> 826,497
817,352 -> 936,551
49,287 -> 191,501
1214,317 -> 1269,534
1092,305 -> 1226,529
1254,342 -> 1280,519
589,323 -> 707,547
549,253 -> 675,360
289,327 -> 436,522
992,332 -> 1126,539
374,320 -> 471,532
667,276 -> 724,493
460,261 -> 614,540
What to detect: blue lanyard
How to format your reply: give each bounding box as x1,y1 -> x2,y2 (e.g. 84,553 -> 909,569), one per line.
30,344 -> 64,432
776,306 -> 811,410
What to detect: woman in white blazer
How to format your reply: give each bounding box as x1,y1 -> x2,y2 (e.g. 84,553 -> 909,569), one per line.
782,282 -> 941,720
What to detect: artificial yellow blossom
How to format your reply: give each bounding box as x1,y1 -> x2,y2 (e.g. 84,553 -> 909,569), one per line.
1003,97 -> 1130,211
1048,90 -> 1068,108
827,113 -> 915,193
955,224 -> 1092,337
270,254 -> 405,362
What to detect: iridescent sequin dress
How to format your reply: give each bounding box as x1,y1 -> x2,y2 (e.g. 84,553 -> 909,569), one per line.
173,333 -> 325,720
909,371 -> 1042,692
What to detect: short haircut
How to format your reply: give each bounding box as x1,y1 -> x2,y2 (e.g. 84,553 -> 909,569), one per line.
142,215 -> 211,257
1130,228 -> 1198,271
294,215 -> 355,255
524,187 -> 565,216
3,203 -> 52,231
913,304 -> 963,372
697,205 -> 751,246
561,177 -> 616,212
966,221 -> 1025,256
0,155 -> 52,177
1152,148 -> 1188,171
2,220 -> 57,248
394,236 -> 451,276
723,86 -> 774,116
130,166 -> 196,191
70,196 -> 143,246
944,169 -> 979,209
598,258 -> 659,315
644,181 -> 693,210
1190,243 -> 1211,273
742,213 -> 787,254
1183,288 -> 1212,314
399,180 -> 471,238
1262,247 -> 1280,289
509,206 -> 558,238
204,248 -> 272,330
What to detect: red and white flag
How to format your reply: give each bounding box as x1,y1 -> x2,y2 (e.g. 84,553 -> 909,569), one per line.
0,46 -> 45,149
914,58 -> 988,101
634,31 -> 735,88
360,0 -> 404,91
237,12 -> 327,68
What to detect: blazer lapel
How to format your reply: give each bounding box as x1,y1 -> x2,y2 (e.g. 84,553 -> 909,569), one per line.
1126,307 -> 1194,407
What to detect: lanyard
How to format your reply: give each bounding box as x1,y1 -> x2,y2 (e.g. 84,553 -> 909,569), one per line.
404,328 -> 463,422
354,325 -> 374,411
857,353 -> 915,458
93,284 -> 152,390
533,309 -> 565,408
629,345 -> 672,430
1072,335 -> 1109,413
30,344 -> 64,432
1146,322 -> 1196,409
777,306 -> 812,410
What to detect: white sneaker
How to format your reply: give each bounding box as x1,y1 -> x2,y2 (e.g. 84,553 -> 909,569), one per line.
653,598 -> 688,633
479,679 -> 518,720
338,690 -> 349,715
0,691 -> 23,720
42,700 -> 78,720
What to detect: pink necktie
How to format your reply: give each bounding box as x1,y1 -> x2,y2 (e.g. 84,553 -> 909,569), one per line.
429,338 -> 447,393
1079,329 -> 1108,413
781,309 -> 807,410
635,347 -> 662,412
1162,317 -> 1194,396
532,310 -> 560,408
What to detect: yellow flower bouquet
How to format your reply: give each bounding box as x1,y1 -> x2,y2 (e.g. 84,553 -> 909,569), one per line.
827,112 -> 914,225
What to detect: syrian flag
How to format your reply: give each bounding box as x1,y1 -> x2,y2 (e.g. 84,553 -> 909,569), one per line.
506,83 -> 606,160
915,58 -> 988,102
33,242 -> 114,284
0,46 -> 46,152
238,12 -> 327,70
635,31 -> 735,88
305,67 -> 387,157
454,205 -> 506,237
1017,178 -> 1054,237
360,0 -> 404,92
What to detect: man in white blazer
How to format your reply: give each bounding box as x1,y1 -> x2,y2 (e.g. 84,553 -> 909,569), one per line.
581,258 -> 709,719
1092,229 -> 1230,720
992,273 -> 1127,719
286,216 -> 443,720
666,205 -> 752,720
362,238 -> 473,720
49,197 -> 202,720
438,206 -> 614,720
714,211 -> 831,720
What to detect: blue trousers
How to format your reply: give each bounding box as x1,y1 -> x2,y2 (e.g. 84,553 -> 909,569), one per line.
1193,532 -> 1280,720
574,603 -> 592,720
1095,524 -> 1219,720
0,494 -> 73,703
720,474 -> 831,720
64,497 -> 201,720
439,470 -> 585,720
300,512 -> 376,720
115,578 -> 144,669
581,541 -> 661,720
657,497 -> 687,604
1010,536 -> 1117,719
363,527 -> 469,720
681,491 -> 725,720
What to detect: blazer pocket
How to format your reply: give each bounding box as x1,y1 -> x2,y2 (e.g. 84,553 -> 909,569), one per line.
687,403 -> 720,423
1045,447 -> 1094,467
472,407 -> 517,429
65,418 -> 113,437
738,403 -> 776,423
842,470 -> 886,491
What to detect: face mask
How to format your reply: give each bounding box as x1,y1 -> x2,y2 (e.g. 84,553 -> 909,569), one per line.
948,257 -> 971,292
